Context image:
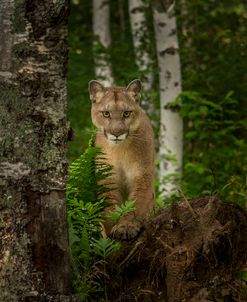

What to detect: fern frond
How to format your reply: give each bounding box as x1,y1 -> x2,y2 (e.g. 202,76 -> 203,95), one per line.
67,134 -> 116,299
67,141 -> 112,205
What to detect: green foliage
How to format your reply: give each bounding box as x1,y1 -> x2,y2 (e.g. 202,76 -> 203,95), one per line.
238,268 -> 247,296
175,0 -> 247,207
67,140 -> 120,300
177,90 -> 247,206
67,1 -> 94,160
67,198 -> 104,238
67,134 -> 112,204
107,200 -> 136,222
92,237 -> 121,258
179,0 -> 247,102
68,0 -> 247,211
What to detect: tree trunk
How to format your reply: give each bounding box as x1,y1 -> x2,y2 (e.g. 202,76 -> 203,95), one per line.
153,0 -> 183,196
93,0 -> 114,86
0,0 -> 76,300
128,0 -> 154,114
118,0 -> 126,40
180,0 -> 191,48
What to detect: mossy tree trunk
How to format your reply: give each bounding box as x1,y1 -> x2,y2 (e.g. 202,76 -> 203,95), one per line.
0,1 -> 76,301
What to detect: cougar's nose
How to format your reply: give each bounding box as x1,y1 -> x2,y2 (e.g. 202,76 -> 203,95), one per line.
111,129 -> 125,137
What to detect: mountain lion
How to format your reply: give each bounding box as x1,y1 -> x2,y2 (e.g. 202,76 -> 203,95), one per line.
89,79 -> 155,239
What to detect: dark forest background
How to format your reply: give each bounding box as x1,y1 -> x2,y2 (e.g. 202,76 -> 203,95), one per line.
67,0 -> 247,205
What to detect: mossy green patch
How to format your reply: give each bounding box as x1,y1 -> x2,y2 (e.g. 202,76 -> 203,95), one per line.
13,41 -> 34,59
13,0 -> 26,33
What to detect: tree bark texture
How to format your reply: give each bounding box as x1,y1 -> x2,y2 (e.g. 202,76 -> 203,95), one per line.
93,0 -> 114,86
128,0 -> 154,114
153,0 -> 183,196
0,1 -> 77,301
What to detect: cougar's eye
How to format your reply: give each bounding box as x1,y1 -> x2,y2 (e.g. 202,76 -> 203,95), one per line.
123,111 -> 131,118
102,111 -> 110,118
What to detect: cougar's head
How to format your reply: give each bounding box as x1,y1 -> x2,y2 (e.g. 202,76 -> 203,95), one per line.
89,79 -> 142,145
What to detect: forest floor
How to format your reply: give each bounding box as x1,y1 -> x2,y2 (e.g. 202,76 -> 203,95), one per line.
102,197 -> 247,302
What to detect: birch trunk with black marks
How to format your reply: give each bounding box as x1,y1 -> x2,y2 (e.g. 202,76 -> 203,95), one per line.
0,0 -> 77,300
153,0 -> 183,196
93,0 -> 114,86
128,0 -> 154,114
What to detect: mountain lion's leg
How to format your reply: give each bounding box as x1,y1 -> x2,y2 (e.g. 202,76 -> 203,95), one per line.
101,186 -> 123,236
111,173 -> 154,239
128,173 -> 155,216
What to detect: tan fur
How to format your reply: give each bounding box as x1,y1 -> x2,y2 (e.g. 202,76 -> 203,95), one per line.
89,79 -> 155,239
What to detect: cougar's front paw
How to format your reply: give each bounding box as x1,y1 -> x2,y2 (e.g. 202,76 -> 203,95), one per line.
111,220 -> 142,240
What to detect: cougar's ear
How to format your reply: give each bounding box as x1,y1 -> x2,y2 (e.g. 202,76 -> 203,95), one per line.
88,80 -> 105,102
126,79 -> 142,103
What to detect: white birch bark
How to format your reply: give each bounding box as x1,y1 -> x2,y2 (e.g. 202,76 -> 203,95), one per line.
93,0 -> 114,86
128,0 -> 154,113
153,0 -> 183,195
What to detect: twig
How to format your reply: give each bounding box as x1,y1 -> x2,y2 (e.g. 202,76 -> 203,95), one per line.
99,222 -> 107,238
177,187 -> 198,219
156,237 -> 174,253
120,241 -> 143,269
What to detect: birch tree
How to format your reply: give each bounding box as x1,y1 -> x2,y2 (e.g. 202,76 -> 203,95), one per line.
153,0 -> 183,195
0,0 -> 76,300
93,0 -> 114,86
128,0 -> 154,113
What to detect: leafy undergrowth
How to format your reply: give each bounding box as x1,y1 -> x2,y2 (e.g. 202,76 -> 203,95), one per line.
66,138 -> 119,300
67,138 -> 247,301
67,139 -> 138,301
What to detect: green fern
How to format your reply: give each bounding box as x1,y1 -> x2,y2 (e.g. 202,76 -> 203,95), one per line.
67,135 -> 120,300
92,237 -> 121,258
67,198 -> 104,237
67,142 -> 112,205
107,200 -> 136,222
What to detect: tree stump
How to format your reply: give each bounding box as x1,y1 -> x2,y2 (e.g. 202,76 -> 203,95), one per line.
105,197 -> 247,302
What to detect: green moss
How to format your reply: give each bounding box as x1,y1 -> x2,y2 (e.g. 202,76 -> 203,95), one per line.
13,41 -> 34,59
13,0 -> 26,33
0,83 -> 30,114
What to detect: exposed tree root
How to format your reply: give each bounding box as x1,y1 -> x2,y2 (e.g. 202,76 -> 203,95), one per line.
104,197 -> 247,302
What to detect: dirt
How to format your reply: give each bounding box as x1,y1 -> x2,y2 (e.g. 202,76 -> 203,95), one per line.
104,197 -> 247,302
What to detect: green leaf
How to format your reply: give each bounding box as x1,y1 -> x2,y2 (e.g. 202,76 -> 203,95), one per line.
239,269 -> 247,281
92,237 -> 121,258
68,221 -> 80,245
107,200 -> 136,222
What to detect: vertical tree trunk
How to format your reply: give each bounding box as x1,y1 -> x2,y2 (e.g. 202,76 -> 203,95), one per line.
153,0 -> 183,195
128,0 -> 154,114
93,0 -> 114,86
118,0 -> 126,39
0,0 -> 76,300
180,0 -> 191,48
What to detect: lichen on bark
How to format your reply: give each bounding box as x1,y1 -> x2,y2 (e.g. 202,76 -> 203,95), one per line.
0,0 -> 76,300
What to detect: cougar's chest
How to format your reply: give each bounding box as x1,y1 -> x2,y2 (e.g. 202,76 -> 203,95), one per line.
109,142 -> 140,181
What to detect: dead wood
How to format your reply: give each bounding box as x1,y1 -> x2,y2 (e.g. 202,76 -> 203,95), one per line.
104,197 -> 247,302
